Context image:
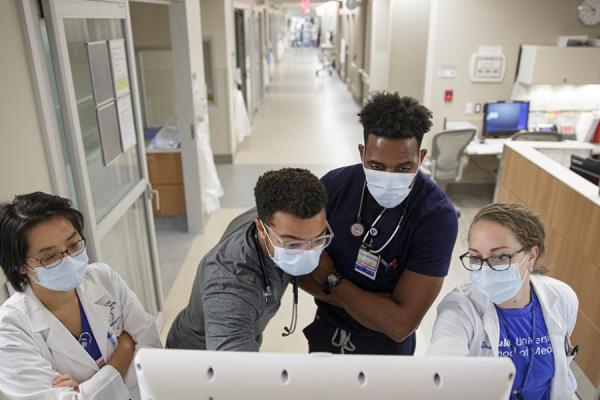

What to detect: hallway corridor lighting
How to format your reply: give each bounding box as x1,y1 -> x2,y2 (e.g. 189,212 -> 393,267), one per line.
301,0 -> 311,14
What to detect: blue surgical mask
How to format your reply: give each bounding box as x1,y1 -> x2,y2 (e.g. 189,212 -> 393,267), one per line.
32,250 -> 89,291
266,243 -> 323,276
469,258 -> 527,304
363,167 -> 417,209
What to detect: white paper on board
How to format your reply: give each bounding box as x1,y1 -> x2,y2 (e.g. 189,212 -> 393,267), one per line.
116,95 -> 137,152
109,39 -> 130,98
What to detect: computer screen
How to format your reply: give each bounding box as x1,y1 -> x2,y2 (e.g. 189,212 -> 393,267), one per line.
483,101 -> 529,137
135,349 -> 515,400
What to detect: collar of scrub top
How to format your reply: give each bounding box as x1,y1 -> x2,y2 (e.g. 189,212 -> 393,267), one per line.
356,181 -> 410,255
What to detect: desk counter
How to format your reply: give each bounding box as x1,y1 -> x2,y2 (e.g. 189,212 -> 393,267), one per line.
465,138 -> 597,157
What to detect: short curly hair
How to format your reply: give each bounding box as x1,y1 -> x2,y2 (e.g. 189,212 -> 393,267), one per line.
470,203 -> 547,272
254,168 -> 327,224
0,192 -> 84,292
358,92 -> 432,147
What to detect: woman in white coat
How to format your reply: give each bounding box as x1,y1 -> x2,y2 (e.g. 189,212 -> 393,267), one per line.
0,192 -> 162,400
428,203 -> 579,400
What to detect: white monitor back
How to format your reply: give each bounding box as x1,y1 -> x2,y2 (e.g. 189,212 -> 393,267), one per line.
135,349 -> 515,400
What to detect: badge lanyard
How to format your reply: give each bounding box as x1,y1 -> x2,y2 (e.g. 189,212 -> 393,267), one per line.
497,301 -> 537,400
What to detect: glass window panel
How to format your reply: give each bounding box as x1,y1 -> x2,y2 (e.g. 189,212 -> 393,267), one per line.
40,19 -> 78,205
64,18 -> 141,221
100,196 -> 158,315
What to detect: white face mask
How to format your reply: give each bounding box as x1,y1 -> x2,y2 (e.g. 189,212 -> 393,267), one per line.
469,257 -> 527,304
32,250 -> 89,292
268,245 -> 323,276
363,167 -> 417,209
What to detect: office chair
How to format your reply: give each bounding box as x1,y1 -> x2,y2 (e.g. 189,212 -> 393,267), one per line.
420,128 -> 476,217
511,131 -> 562,142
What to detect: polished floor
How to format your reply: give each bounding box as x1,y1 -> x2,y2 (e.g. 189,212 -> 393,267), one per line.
159,48 -> 492,355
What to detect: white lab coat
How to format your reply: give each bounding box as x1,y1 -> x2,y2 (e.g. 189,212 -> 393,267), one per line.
427,274 -> 578,400
0,263 -> 162,400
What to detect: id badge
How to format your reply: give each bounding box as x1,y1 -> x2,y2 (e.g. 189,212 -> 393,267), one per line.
354,245 -> 380,280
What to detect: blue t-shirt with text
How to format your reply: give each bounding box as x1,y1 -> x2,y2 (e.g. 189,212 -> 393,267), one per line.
496,289 -> 554,400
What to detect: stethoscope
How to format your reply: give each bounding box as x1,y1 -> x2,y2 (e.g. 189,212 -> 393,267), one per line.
254,229 -> 299,336
350,182 -> 409,254
254,230 -> 273,304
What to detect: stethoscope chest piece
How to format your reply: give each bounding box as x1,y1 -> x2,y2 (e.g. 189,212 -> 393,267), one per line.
350,222 -> 365,237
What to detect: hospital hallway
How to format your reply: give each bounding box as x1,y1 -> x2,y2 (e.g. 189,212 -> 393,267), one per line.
3,0 -> 599,395
159,47 -> 494,354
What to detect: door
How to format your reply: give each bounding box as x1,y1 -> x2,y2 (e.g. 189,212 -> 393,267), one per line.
256,11 -> 265,101
249,10 -> 262,115
41,0 -> 162,315
353,3 -> 367,103
234,9 -> 248,108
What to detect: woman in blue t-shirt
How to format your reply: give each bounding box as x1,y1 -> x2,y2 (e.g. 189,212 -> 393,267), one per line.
428,203 -> 578,400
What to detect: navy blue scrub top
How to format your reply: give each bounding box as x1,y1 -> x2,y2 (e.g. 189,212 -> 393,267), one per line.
74,296 -> 104,366
317,164 -> 458,340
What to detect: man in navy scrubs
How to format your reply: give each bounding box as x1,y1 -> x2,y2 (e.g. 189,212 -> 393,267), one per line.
300,92 -> 458,355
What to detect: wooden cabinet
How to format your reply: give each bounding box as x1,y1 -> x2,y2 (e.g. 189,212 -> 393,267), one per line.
146,151 -> 186,217
517,45 -> 600,85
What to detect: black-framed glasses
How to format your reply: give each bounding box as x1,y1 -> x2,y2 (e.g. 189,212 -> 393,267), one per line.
27,238 -> 86,269
459,248 -> 526,271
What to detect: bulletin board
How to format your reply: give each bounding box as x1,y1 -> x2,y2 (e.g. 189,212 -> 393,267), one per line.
86,39 -> 137,166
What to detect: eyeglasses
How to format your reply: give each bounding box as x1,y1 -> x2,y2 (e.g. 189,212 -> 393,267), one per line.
27,238 -> 86,269
261,220 -> 334,252
459,248 -> 525,271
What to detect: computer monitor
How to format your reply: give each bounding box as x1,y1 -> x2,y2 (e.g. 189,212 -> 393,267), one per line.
483,101 -> 530,138
135,349 -> 515,400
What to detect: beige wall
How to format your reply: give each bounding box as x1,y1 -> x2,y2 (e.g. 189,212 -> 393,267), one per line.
422,0 -> 600,152
130,3 -> 174,127
233,0 -> 260,8
365,0 -> 391,94
130,2 -> 171,49
387,0 -> 430,102
0,0 -> 53,297
201,0 -> 237,158
0,0 -> 52,201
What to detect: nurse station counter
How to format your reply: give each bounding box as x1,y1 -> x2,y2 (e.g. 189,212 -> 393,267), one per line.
495,141 -> 600,396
